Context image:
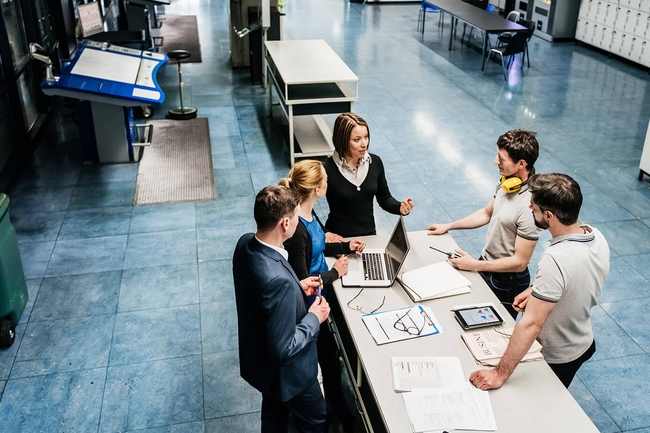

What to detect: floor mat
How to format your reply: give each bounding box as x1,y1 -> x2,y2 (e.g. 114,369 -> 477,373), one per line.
134,118 -> 215,205
156,15 -> 202,63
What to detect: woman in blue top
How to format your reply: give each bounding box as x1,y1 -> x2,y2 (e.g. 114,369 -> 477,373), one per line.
280,160 -> 365,433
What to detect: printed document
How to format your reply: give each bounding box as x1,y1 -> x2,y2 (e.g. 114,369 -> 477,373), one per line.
391,356 -> 465,392
402,385 -> 497,432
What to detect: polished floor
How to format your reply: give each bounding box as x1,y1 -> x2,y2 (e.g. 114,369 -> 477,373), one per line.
1,0 -> 650,431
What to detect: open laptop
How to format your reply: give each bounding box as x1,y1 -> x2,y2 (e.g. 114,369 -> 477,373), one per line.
342,216 -> 410,287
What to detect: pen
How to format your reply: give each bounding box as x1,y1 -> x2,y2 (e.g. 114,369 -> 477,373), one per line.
429,246 -> 460,258
376,317 -> 390,340
317,276 -> 323,299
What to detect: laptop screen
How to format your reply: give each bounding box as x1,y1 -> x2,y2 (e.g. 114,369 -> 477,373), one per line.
385,216 -> 410,280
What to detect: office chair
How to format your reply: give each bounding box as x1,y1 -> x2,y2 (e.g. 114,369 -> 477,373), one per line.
484,31 -> 527,80
496,10 -> 522,46
417,0 -> 443,34
520,19 -> 536,68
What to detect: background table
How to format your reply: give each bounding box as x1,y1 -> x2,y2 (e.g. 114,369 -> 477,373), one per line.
329,230 -> 599,433
265,40 -> 359,165
424,0 -> 527,70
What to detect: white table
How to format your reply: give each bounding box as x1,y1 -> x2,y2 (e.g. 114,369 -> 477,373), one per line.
329,230 -> 599,433
265,40 -> 359,165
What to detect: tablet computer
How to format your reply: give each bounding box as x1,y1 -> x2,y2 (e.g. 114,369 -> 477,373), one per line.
453,305 -> 504,330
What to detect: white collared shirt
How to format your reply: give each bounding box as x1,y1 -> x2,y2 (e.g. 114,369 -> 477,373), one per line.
255,235 -> 288,261
332,151 -> 372,188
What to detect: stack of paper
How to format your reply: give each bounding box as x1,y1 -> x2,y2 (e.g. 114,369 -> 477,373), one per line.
461,327 -> 544,366
402,384 -> 497,432
391,356 -> 466,392
399,261 -> 471,302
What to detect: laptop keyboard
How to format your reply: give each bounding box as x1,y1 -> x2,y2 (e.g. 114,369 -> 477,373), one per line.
363,253 -> 384,281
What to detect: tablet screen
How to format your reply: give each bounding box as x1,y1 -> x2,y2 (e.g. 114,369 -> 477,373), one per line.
457,306 -> 502,327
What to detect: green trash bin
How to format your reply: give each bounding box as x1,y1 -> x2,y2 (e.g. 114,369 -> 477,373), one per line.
0,194 -> 28,348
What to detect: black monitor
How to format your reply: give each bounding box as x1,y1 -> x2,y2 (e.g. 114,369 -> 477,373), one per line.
78,2 -> 104,38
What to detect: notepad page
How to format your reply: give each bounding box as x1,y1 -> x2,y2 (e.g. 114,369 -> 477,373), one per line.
401,261 -> 471,299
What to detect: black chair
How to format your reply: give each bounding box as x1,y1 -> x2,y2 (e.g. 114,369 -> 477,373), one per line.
519,19 -> 536,68
484,31 -> 527,80
496,10 -> 522,46
167,50 -> 198,120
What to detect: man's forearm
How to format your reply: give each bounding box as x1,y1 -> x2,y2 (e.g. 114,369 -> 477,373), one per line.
474,255 -> 528,273
494,319 -> 542,380
450,208 -> 491,231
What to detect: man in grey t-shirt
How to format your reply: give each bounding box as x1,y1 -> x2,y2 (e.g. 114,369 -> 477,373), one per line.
427,130 -> 541,318
470,173 -> 610,390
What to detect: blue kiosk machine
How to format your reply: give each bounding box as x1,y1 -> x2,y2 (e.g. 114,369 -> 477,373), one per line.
38,40 -> 168,163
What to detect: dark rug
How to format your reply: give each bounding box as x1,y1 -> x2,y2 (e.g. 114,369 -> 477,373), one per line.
156,15 -> 202,63
135,118 -> 215,205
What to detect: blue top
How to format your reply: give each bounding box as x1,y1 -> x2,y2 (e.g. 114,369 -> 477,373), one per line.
300,215 -> 329,276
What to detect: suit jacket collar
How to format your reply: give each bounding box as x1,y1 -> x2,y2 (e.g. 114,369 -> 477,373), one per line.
249,236 -> 303,288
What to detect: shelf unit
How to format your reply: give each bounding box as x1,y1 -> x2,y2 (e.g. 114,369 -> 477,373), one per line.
265,40 -> 359,165
575,0 -> 650,67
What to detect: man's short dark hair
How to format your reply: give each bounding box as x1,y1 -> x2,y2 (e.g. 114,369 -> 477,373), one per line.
254,185 -> 301,232
497,129 -> 539,172
528,173 -> 582,225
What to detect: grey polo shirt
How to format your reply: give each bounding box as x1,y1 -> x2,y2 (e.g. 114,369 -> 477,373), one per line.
482,181 -> 541,262
532,226 -> 610,364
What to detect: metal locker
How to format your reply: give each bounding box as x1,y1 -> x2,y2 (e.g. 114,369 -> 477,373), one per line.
605,3 -> 618,25
641,0 -> 650,13
610,29 -> 624,51
629,36 -> 643,60
601,26 -> 615,47
590,23 -> 600,43
596,1 -> 609,22
595,24 -> 607,45
633,11 -> 648,32
624,8 -> 636,30
619,32 -> 632,54
639,40 -> 650,66
588,0 -> 600,19
615,7 -> 628,29
576,18 -> 588,39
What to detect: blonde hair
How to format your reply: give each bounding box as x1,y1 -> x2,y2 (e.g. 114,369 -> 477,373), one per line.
278,160 -> 324,203
332,112 -> 370,158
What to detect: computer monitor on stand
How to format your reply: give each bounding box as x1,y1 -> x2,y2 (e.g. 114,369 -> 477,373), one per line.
78,1 -> 104,38
77,1 -> 150,50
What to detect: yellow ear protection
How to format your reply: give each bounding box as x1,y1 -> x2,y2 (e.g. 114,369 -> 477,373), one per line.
501,176 -> 523,193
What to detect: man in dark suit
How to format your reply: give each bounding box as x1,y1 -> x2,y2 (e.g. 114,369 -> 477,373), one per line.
233,185 -> 330,433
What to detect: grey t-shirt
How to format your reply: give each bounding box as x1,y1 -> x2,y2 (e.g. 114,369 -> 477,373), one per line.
482,181 -> 541,261
532,226 -> 610,364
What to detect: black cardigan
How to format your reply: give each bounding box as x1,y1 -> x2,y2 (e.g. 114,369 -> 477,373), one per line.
323,153 -> 401,237
283,211 -> 351,285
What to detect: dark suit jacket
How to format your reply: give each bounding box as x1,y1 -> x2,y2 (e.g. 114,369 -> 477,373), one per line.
232,233 -> 321,402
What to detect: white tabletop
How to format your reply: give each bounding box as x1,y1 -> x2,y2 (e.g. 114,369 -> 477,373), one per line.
331,230 -> 599,433
265,39 -> 358,85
